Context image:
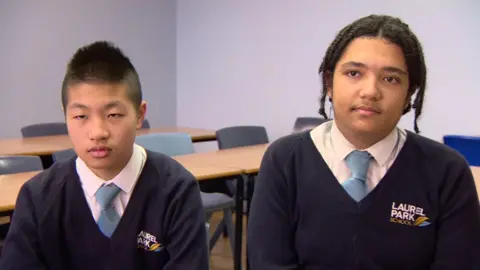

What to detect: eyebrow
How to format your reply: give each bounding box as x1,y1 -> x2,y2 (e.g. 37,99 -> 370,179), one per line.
340,61 -> 408,76
104,101 -> 125,110
68,101 -> 125,110
68,102 -> 88,110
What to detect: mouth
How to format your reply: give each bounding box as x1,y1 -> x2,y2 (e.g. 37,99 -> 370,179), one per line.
88,146 -> 112,158
353,106 -> 380,116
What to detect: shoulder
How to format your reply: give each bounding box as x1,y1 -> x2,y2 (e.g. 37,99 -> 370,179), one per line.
19,158 -> 73,220
406,131 -> 469,170
262,131 -> 313,168
143,150 -> 197,188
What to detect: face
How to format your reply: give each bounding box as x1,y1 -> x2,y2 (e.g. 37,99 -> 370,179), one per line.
328,37 -> 410,143
65,83 -> 146,180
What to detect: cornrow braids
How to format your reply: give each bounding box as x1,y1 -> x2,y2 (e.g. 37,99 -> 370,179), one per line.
318,14 -> 427,133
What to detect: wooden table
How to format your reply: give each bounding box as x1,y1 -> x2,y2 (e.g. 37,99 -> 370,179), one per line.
0,127 -> 216,156
0,171 -> 40,213
174,144 -> 269,174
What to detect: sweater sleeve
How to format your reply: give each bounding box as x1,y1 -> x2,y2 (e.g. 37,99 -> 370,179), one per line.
163,167 -> 209,270
247,142 -> 299,269
431,162 -> 480,270
0,182 -> 47,270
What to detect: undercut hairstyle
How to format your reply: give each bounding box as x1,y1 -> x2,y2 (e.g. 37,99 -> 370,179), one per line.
318,14 -> 427,133
61,41 -> 142,111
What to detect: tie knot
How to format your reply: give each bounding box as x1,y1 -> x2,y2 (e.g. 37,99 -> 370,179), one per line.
95,184 -> 121,209
345,150 -> 372,181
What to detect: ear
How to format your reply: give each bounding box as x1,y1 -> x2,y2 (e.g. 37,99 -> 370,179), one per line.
136,101 -> 147,129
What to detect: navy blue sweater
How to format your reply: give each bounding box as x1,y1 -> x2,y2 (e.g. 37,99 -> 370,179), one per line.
0,150 -> 209,270
247,131 -> 480,270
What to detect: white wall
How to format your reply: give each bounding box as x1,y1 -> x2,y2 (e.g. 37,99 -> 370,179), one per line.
0,0 -> 176,138
177,0 -> 480,142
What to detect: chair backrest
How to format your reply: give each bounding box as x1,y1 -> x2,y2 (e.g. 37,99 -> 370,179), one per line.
216,126 -> 269,150
21,122 -> 68,138
135,133 -> 194,156
292,117 -> 329,134
443,135 -> 480,166
0,156 -> 43,175
142,119 -> 151,129
52,148 -> 77,162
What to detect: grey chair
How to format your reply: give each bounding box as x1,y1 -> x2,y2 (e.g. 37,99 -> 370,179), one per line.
52,149 -> 77,162
215,125 -> 269,197
0,155 -> 44,256
142,119 -> 151,129
216,126 -> 269,149
135,133 -> 236,255
292,117 -> 329,134
0,155 -> 43,175
21,122 -> 68,138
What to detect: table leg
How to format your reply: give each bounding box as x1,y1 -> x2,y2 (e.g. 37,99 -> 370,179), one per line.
234,175 -> 244,270
245,174 -> 256,270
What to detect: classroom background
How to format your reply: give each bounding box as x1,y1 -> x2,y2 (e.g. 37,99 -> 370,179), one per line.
0,1 -> 478,145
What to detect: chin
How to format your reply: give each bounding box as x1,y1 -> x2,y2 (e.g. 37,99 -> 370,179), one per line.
82,156 -> 116,170
350,120 -> 379,133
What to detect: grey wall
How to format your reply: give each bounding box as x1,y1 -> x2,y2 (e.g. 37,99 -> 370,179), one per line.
177,0 -> 479,142
2,1 -> 478,144
0,0 -> 176,138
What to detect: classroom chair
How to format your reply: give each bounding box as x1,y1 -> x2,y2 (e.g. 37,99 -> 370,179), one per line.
215,125 -> 269,198
0,155 -> 44,256
135,133 -> 236,255
443,135 -> 480,166
21,122 -> 68,138
141,119 -> 151,129
292,117 -> 329,134
0,155 -> 43,175
52,149 -> 77,162
216,126 -> 269,149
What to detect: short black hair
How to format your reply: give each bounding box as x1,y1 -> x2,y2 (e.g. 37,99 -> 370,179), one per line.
61,41 -> 142,111
318,14 -> 427,133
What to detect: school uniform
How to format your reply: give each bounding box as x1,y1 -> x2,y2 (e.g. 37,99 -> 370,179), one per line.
247,121 -> 480,269
0,144 -> 209,270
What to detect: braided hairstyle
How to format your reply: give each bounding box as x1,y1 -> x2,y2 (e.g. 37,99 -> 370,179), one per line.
318,15 -> 427,133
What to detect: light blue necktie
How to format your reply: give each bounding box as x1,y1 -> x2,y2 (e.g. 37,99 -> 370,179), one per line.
343,150 -> 372,202
95,184 -> 121,238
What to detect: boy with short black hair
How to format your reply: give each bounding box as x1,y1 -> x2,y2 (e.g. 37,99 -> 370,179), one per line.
0,41 -> 209,270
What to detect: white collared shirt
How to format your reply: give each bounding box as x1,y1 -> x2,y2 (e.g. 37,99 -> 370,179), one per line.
76,144 -> 147,221
310,120 -> 406,190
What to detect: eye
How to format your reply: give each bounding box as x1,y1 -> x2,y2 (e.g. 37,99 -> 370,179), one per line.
108,113 -> 124,118
73,115 -> 87,120
345,70 -> 361,77
384,76 -> 400,84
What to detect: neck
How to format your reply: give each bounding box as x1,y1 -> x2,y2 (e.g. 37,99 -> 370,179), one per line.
92,167 -> 124,181
335,123 -> 390,150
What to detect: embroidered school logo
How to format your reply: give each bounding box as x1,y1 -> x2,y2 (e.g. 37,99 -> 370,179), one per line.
137,231 -> 163,252
389,202 -> 431,227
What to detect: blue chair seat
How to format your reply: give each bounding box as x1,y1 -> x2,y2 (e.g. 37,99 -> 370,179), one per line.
201,192 -> 235,212
443,135 -> 480,166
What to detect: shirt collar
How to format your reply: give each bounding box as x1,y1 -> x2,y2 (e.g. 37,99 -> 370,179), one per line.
76,144 -> 145,197
330,120 -> 399,166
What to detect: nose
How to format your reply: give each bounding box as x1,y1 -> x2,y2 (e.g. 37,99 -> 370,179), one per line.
359,75 -> 381,100
88,117 -> 110,141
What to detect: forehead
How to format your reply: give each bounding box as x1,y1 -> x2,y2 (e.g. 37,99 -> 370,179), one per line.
337,37 -> 407,71
66,82 -> 132,108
